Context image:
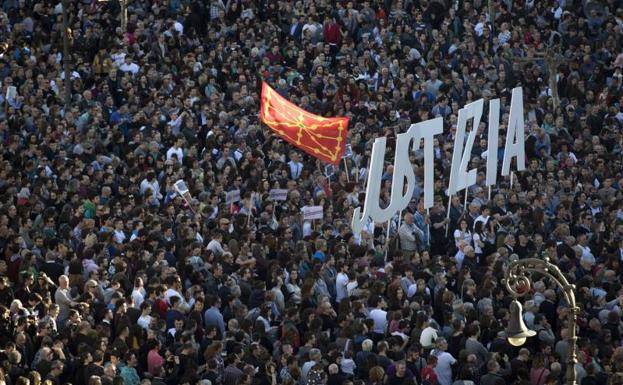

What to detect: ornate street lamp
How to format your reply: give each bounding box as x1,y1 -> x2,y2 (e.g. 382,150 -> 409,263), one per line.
504,257 -> 578,385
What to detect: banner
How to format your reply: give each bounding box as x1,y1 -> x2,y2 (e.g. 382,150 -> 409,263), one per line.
302,205 -> 324,220
268,189 -> 289,201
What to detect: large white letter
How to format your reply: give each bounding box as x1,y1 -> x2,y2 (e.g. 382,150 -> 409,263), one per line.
351,137 -> 391,235
485,98 -> 500,186
448,99 -> 483,195
410,118 -> 443,210
501,87 -> 526,176
351,119 -> 443,234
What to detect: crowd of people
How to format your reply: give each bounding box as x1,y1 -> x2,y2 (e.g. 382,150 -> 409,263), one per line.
1,1 -> 623,385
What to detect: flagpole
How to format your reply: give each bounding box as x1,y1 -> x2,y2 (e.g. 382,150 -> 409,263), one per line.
488,185 -> 492,202
344,158 -> 350,182
385,219 -> 391,261
510,171 -> 514,191
445,194 -> 452,237
463,188 -> 468,213
426,208 -> 430,247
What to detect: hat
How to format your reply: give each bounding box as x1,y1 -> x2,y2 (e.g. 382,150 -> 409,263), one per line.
219,218 -> 230,225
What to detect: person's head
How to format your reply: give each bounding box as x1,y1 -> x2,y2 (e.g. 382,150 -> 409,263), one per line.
50,360 -> 64,376
404,213 -> 414,224
427,355 -> 438,368
58,275 -> 69,289
89,376 -> 102,385
487,359 -> 499,373
435,337 -> 448,351
309,348 -> 322,363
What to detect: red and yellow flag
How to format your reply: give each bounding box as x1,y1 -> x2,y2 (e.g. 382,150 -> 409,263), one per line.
260,82 -> 349,165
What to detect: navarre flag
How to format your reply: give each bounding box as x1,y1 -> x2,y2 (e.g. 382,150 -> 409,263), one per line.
260,82 -> 349,165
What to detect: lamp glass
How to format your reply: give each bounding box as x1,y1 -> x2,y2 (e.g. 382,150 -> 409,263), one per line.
507,336 -> 526,346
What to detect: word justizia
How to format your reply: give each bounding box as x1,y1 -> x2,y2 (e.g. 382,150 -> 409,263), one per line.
351,87 -> 525,234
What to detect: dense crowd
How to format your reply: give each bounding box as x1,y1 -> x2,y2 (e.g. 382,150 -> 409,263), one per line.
1,1 -> 623,385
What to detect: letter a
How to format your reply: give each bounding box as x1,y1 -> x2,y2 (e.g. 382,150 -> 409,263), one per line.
501,87 -> 526,176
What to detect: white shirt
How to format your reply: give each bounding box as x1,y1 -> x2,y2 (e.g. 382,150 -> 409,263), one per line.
432,350 -> 457,385
111,52 -> 126,67
580,245 -> 595,266
166,146 -> 184,161
336,272 -> 349,303
288,160 -> 303,179
346,281 -> 358,296
140,178 -> 162,199
137,314 -> 152,330
207,239 -> 224,257
454,249 -> 465,271
453,229 -> 472,248
369,308 -> 387,334
473,215 -> 489,230
164,288 -> 186,306
419,326 -> 438,348
119,62 -> 140,75
132,288 -> 145,308
472,233 -> 483,254
114,229 -> 126,244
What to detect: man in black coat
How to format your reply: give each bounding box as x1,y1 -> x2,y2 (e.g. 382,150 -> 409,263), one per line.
39,251 -> 64,285
480,360 -> 505,385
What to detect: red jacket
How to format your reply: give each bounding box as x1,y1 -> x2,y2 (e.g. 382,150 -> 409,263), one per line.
324,22 -> 341,45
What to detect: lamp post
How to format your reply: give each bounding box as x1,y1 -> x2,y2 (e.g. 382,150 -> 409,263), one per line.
504,257 -> 578,385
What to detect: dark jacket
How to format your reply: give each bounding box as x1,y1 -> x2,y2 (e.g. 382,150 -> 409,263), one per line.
480,373 -> 505,385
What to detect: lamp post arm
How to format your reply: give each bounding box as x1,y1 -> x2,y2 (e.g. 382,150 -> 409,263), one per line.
504,258 -> 577,385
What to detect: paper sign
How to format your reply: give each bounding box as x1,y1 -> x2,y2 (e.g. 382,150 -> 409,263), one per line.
174,180 -> 189,195
344,144 -> 353,158
302,205 -> 323,220
225,189 -> 241,205
6,86 -> 16,101
269,189 -> 288,201
174,180 -> 194,211
325,164 -> 335,178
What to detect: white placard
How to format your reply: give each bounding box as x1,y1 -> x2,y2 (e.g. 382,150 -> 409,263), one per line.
268,189 -> 288,201
174,180 -> 189,195
302,205 -> 324,220
174,179 -> 194,211
5,86 -> 16,101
